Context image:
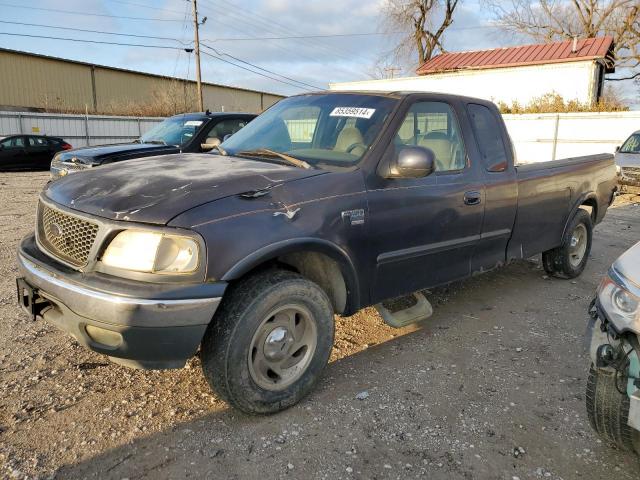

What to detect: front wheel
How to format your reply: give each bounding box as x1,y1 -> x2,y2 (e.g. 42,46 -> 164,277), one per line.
542,209 -> 592,278
586,364 -> 640,455
200,269 -> 334,414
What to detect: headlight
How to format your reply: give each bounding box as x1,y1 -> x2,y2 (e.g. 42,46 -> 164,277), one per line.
102,230 -> 199,274
598,275 -> 640,331
616,165 -> 621,175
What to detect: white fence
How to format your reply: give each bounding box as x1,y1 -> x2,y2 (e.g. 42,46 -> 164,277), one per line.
0,111 -> 164,148
504,111 -> 640,164
2,110 -> 638,162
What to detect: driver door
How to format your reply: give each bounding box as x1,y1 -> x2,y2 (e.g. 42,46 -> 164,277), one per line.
365,99 -> 485,303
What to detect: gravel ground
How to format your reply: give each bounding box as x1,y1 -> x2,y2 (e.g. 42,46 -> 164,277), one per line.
1,171 -> 640,480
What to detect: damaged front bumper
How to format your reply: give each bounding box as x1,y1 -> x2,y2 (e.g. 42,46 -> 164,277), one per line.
16,234 -> 225,369
586,298 -> 640,430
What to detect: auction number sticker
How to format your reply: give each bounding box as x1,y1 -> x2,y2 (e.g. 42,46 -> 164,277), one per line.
184,120 -> 203,127
330,107 -> 376,119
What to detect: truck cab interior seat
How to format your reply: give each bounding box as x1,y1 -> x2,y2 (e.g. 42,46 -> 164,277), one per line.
418,131 -> 453,171
334,127 -> 365,156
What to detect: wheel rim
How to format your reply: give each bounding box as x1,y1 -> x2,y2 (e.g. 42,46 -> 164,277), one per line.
569,223 -> 588,267
248,304 -> 318,391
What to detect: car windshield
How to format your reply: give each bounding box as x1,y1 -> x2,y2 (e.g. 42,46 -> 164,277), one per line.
620,133 -> 640,154
140,116 -> 206,146
221,93 -> 398,169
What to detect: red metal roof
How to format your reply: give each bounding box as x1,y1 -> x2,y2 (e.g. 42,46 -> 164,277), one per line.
416,36 -> 614,75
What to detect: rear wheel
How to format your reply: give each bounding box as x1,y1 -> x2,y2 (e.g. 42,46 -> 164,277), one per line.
586,364 -> 640,455
200,269 -> 334,414
542,209 -> 592,278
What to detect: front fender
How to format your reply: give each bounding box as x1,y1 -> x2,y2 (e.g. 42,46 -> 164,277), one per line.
221,237 -> 361,315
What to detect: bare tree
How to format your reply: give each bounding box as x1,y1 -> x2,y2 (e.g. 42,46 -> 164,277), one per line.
382,0 -> 460,68
486,0 -> 639,81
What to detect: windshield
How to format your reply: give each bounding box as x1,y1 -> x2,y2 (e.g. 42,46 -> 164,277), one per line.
140,116 -> 206,146
221,93 -> 398,168
620,133 -> 640,154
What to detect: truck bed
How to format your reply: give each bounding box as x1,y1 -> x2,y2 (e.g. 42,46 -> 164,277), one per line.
508,153 -> 616,260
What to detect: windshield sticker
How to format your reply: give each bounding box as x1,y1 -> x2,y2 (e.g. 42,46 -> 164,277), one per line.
184,120 -> 203,127
330,107 -> 376,119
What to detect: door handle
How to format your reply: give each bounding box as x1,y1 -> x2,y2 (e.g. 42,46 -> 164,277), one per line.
464,191 -> 481,206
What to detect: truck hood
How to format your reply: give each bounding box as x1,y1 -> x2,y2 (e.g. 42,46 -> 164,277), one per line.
56,143 -> 178,165
612,241 -> 640,294
615,152 -> 640,168
44,153 -> 326,224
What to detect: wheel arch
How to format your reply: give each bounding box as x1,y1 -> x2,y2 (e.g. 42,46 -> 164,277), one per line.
221,238 -> 361,316
562,191 -> 598,238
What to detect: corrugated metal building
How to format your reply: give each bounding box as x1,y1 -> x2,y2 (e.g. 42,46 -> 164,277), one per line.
0,48 -> 285,114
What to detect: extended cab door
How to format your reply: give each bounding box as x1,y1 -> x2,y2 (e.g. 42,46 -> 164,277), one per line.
366,98 -> 485,303
466,103 -> 518,272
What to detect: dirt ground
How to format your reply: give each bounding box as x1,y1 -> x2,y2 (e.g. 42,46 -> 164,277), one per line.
1,171 -> 640,480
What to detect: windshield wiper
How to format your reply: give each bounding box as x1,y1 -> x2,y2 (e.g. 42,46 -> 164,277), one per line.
236,149 -> 311,169
212,144 -> 228,156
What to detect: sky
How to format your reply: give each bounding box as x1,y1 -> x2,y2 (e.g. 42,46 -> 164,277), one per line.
0,0 -> 637,104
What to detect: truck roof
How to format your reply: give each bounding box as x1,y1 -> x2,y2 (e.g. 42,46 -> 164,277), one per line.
169,111 -> 255,120
307,90 -> 497,105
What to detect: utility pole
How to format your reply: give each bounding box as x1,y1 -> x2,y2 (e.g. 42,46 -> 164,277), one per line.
192,0 -> 204,111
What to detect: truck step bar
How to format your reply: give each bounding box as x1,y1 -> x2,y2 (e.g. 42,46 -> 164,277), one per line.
375,292 -> 433,328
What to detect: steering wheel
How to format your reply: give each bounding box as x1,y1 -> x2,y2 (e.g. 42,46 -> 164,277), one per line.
345,143 -> 367,155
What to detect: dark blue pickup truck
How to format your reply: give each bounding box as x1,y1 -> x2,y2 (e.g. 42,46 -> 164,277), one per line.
49,111 -> 255,179
17,91 -> 617,414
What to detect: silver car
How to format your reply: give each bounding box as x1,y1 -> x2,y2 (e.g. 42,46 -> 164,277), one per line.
586,241 -> 640,455
616,130 -> 640,187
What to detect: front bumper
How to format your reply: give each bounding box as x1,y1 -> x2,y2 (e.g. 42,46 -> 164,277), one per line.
17,234 -> 226,369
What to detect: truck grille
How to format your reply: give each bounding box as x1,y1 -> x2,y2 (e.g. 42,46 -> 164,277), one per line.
621,166 -> 640,181
38,203 -> 99,267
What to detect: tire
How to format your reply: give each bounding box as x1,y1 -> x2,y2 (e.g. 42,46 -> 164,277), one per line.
200,269 -> 334,414
586,364 -> 640,455
542,208 -> 592,279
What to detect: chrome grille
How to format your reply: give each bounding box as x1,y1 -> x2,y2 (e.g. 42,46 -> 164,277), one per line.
38,203 -> 99,267
621,167 -> 640,180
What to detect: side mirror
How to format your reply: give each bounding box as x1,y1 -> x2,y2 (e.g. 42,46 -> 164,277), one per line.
0,144 -> 4,151
387,146 -> 435,178
615,145 -> 620,153
201,137 -> 221,152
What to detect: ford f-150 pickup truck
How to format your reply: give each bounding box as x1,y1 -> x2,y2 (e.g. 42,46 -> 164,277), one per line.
17,91 -> 617,414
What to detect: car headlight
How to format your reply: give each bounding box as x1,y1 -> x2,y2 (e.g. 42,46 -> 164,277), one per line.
598,275 -> 640,331
616,165 -> 621,175
101,230 -> 200,274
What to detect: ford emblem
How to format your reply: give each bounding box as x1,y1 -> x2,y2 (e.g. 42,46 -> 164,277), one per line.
49,223 -> 63,238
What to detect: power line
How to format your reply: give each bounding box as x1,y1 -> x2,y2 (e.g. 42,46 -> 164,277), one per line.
0,30 -> 311,92
0,32 -> 187,50
0,20 -> 191,45
200,50 -> 316,92
204,32 -> 405,41
0,2 -> 187,22
201,43 -> 323,90
107,0 -> 187,15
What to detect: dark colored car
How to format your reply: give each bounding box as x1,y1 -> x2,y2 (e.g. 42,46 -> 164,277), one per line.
17,91 -> 617,414
0,135 -> 72,171
49,112 -> 256,179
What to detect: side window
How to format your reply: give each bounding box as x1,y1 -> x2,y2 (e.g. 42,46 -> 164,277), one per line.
207,119 -> 248,142
467,104 -> 509,172
395,101 -> 466,172
2,137 -> 25,149
28,137 -> 47,147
